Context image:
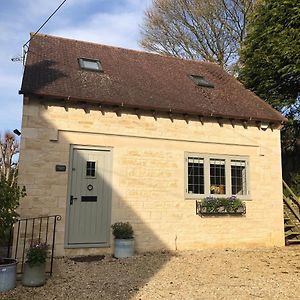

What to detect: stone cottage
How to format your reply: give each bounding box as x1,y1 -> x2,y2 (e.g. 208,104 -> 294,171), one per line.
18,33 -> 286,256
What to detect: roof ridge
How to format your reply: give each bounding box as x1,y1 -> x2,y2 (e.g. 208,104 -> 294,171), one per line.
31,32 -> 218,67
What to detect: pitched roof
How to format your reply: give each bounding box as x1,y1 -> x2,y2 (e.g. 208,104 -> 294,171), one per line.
20,33 -> 286,124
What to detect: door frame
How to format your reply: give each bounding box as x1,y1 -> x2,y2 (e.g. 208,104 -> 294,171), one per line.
64,144 -> 113,249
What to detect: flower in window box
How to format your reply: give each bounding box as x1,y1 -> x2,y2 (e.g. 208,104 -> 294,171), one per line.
226,196 -> 244,213
200,196 -> 245,215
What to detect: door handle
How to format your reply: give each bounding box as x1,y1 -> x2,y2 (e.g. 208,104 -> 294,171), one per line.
70,195 -> 78,205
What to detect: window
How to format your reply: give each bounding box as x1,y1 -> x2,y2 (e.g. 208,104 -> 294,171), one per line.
185,153 -> 249,198
190,75 -> 214,88
86,161 -> 96,177
231,160 -> 247,195
79,58 -> 102,71
187,157 -> 204,195
210,159 -> 226,195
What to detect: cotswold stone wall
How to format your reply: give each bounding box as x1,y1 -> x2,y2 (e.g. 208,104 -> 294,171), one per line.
18,99 -> 284,256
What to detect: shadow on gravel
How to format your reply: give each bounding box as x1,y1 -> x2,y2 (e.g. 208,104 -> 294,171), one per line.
1,252 -> 175,300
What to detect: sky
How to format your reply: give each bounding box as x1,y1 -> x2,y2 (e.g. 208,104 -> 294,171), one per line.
0,0 -> 151,133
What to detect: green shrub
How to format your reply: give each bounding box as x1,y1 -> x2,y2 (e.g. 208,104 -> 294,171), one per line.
111,222 -> 134,239
0,179 -> 26,244
26,241 -> 49,267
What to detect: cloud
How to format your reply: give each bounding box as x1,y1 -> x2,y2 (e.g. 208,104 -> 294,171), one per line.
51,0 -> 151,49
0,74 -> 22,90
0,90 -> 23,130
51,11 -> 143,49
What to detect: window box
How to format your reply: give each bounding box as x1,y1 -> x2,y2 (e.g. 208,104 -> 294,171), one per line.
196,196 -> 246,216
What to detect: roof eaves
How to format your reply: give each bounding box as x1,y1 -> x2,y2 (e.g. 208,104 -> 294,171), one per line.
20,91 -> 288,125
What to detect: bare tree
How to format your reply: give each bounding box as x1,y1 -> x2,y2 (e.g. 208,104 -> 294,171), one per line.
0,132 -> 19,187
140,0 -> 254,69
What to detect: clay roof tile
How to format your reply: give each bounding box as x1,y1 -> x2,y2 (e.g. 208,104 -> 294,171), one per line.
20,33 -> 286,124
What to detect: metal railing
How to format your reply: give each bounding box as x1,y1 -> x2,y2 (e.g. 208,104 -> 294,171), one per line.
7,215 -> 61,275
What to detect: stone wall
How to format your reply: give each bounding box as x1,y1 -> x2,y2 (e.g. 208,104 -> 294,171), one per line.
18,99 -> 285,256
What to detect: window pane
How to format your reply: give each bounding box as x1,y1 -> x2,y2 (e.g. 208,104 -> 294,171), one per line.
83,60 -> 99,70
231,160 -> 247,195
86,161 -> 96,177
79,58 -> 102,71
210,159 -> 226,194
187,157 -> 204,194
190,75 -> 214,88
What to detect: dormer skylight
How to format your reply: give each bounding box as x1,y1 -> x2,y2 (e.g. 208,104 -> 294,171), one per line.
190,75 -> 214,88
79,58 -> 102,71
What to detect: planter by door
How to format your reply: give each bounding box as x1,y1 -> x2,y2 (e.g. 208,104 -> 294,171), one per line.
0,258 -> 17,292
114,239 -> 134,258
22,262 -> 46,287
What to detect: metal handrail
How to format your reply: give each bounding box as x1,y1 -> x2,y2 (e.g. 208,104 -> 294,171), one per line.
8,215 -> 61,276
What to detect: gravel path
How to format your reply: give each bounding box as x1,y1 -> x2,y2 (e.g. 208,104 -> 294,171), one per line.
2,246 -> 300,300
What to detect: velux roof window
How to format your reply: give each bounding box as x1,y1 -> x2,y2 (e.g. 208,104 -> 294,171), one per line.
79,58 -> 102,71
190,75 -> 214,88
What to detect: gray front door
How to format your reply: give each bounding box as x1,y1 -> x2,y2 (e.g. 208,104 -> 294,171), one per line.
67,148 -> 112,245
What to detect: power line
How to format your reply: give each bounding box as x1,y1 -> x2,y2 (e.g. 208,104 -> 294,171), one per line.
23,0 -> 68,49
11,0 -> 68,64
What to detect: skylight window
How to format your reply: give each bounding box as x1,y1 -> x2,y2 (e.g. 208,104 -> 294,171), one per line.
190,75 -> 214,88
79,58 -> 102,71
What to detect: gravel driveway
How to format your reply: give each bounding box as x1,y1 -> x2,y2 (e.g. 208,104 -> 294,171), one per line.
2,246 -> 300,300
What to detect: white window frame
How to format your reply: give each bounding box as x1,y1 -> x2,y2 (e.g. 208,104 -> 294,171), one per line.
185,152 -> 250,200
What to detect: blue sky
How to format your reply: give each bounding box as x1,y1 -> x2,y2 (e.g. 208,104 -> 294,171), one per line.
0,0 -> 151,133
